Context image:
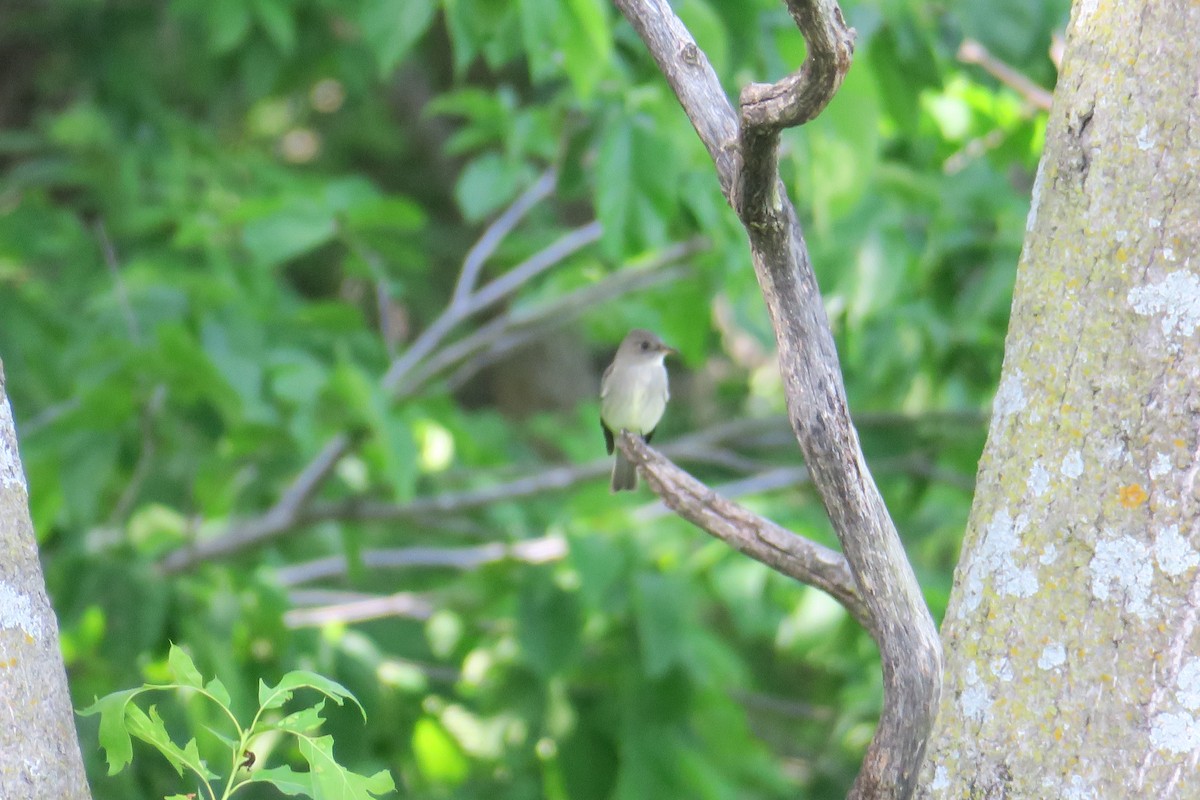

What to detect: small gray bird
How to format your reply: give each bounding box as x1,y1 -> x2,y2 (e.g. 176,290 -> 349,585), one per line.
600,329 -> 675,492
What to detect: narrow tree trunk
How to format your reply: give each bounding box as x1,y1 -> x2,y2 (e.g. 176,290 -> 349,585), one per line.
920,0 -> 1200,795
0,361 -> 92,799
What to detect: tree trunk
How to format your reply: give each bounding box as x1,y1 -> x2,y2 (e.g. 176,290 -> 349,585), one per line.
0,362 -> 92,799
919,0 -> 1200,796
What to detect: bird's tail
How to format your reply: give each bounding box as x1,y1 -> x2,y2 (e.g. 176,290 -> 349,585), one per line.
610,450 -> 638,492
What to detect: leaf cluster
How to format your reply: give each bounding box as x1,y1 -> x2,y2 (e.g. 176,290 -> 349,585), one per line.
79,645 -> 392,799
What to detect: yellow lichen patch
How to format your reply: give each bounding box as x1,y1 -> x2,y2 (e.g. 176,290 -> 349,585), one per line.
1054,727 -> 1064,741
1119,483 -> 1148,508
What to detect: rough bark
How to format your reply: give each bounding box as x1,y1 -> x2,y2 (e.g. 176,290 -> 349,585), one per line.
919,0 -> 1200,796
613,1 -> 942,796
0,361 -> 93,799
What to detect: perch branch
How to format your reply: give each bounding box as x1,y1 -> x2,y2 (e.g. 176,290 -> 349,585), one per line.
619,433 -> 873,636
613,1 -> 941,797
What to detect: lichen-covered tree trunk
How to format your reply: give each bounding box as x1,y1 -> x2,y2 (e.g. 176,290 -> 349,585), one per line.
918,0 -> 1200,796
0,362 -> 92,799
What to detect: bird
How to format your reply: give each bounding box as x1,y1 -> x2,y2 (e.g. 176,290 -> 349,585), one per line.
600,329 -> 675,492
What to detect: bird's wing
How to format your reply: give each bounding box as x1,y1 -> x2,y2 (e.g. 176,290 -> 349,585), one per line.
600,361 -> 614,399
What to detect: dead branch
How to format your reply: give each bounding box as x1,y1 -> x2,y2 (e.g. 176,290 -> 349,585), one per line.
612,1 -> 942,796
620,433 -> 874,635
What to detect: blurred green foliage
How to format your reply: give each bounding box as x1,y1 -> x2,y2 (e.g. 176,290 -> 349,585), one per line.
0,0 -> 1064,797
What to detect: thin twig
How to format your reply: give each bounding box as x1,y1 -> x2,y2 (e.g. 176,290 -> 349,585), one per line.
958,39 -> 1054,111
453,169 -> 557,305
442,263 -> 690,391
283,592 -> 435,627
275,535 -> 568,586
158,410 -> 979,573
94,220 -> 142,343
109,385 -> 167,524
408,239 -> 705,395
380,220 -> 601,397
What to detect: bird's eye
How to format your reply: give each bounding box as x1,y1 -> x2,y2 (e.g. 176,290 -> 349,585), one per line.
640,341 -> 650,351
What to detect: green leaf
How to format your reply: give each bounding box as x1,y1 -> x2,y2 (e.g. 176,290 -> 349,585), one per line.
259,671 -> 365,720
252,0 -> 297,54
454,153 -> 529,222
299,734 -> 397,798
595,116 -> 679,258
124,704 -> 217,779
242,202 -> 338,267
207,0 -> 252,53
412,717 -> 469,785
264,701 -> 328,734
560,0 -> 612,98
517,0 -> 561,83
248,765 -> 315,795
167,643 -> 204,689
361,0 -> 438,76
516,573 -> 582,676
634,573 -> 691,678
77,688 -> 142,775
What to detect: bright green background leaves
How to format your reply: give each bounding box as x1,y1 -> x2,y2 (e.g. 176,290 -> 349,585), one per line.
1,0 -> 1065,797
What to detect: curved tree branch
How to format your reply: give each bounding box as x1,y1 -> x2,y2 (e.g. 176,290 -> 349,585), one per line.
619,433 -> 874,636
613,1 -> 942,797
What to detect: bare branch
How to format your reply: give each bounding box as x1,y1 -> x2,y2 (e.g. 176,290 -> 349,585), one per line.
738,0 -> 854,221
613,1 -> 941,797
164,174 -> 592,574
275,535 -> 568,586
271,432 -> 357,524
94,220 -> 142,343
158,411 -> 976,574
618,432 -> 874,636
958,38 -> 1054,112
284,591 -> 435,627
109,384 -> 167,524
381,220 -> 602,397
453,169 -> 557,305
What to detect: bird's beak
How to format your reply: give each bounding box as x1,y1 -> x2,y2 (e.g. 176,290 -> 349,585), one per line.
661,344 -> 678,357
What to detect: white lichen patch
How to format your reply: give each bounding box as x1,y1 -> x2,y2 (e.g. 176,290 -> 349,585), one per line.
990,656 -> 1014,682
930,765 -> 950,791
1128,271 -> 1200,344
962,508 -> 1038,613
1028,462 -> 1051,497
1177,660 -> 1200,711
1040,543 -> 1058,565
1038,643 -> 1067,670
1150,452 -> 1173,479
1090,535 -> 1154,618
1060,450 -> 1084,479
1137,125 -> 1156,151
1154,525 -> 1199,577
992,370 -> 1028,418
1,396 -> 27,492
1026,161 -> 1046,233
0,582 -> 43,641
960,662 -> 993,723
1102,440 -> 1126,465
1061,774 -> 1097,800
1150,710 -> 1200,754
